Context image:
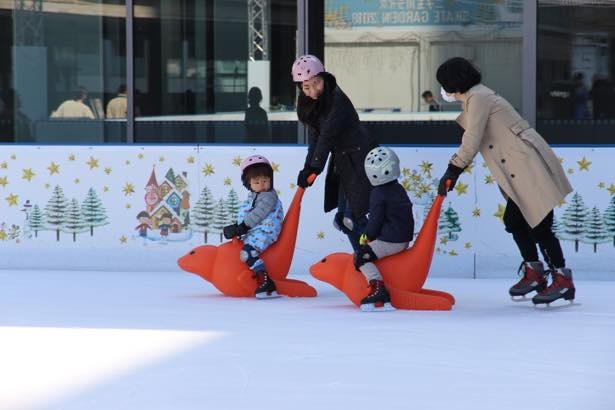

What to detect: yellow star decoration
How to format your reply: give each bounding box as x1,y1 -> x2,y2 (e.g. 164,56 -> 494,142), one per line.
22,168 -> 36,182
74,178 -> 80,184
472,208 -> 481,217
202,164 -> 215,176
47,162 -> 60,175
577,157 -> 591,171
103,186 -> 109,192
232,156 -> 242,166
186,156 -> 195,164
137,153 -> 144,160
0,176 -> 8,188
454,182 -> 468,195
401,168 -> 411,177
125,160 -> 131,165
10,154 -> 16,160
0,161 -> 7,169
463,164 -> 474,174
567,168 -> 574,175
556,199 -> 566,208
494,203 -> 506,222
68,154 -> 76,161
448,250 -> 458,256
86,156 -> 99,169
317,231 -> 325,239
419,161 -> 433,174
271,162 -> 280,173
607,183 -> 615,196
598,181 -> 606,189
0,231 -> 6,241
122,182 -> 135,196
558,157 -> 564,164
104,167 -> 112,175
464,242 -> 472,249
159,156 -> 165,163
223,177 -> 232,186
5,193 -> 18,206
44,183 -> 51,189
484,175 -> 495,185
125,203 -> 132,209
439,236 -> 449,245
401,179 -> 412,191
289,182 -> 296,189
119,235 -> 128,244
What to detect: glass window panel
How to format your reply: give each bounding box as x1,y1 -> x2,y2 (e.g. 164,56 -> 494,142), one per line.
538,1 -> 615,122
324,0 -> 524,123
133,0 -> 297,144
0,0 -> 126,143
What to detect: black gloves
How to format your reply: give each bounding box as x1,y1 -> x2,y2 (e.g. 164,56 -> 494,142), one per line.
297,166 -> 320,188
223,222 -> 249,239
438,164 -> 465,196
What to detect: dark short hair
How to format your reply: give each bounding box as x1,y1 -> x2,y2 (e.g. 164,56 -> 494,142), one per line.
242,163 -> 274,190
73,86 -> 88,101
137,211 -> 150,218
436,57 -> 482,93
118,84 -> 127,94
421,90 -> 433,98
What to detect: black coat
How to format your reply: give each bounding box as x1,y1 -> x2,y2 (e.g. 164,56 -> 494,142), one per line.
303,86 -> 378,219
364,181 -> 414,243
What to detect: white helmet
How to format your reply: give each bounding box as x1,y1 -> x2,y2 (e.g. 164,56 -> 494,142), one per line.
364,147 -> 401,186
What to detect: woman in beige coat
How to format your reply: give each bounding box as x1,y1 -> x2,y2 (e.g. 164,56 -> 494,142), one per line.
435,57 -> 575,306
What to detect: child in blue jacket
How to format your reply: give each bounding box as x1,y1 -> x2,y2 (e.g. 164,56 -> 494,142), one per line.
223,155 -> 284,298
354,147 -> 414,311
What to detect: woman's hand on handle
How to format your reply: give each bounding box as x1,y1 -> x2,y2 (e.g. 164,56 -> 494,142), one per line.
438,164 -> 465,196
297,167 -> 319,188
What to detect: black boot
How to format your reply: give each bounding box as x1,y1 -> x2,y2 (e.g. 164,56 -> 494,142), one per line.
254,271 -> 279,299
360,280 -> 395,312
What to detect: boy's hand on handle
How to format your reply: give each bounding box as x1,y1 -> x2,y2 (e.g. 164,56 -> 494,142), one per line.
438,164 -> 464,196
297,167 -> 319,188
223,222 -> 249,239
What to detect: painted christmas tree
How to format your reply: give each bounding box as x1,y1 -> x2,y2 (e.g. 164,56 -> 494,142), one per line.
558,192 -> 587,252
603,196 -> 615,247
191,186 -> 215,243
438,203 -> 462,241
29,204 -> 44,238
581,206 -> 609,253
44,185 -> 68,241
81,188 -> 109,236
423,192 -> 436,222
225,189 -> 240,225
63,198 -> 86,242
552,214 -> 562,237
212,198 -> 229,242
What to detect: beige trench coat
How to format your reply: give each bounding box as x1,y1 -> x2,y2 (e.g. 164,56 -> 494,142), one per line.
450,84 -> 572,228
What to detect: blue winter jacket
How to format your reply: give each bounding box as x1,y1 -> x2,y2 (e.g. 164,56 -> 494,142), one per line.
365,181 -> 414,243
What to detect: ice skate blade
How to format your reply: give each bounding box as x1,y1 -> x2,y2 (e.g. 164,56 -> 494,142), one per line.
533,300 -> 579,310
360,302 -> 396,312
255,291 -> 281,300
510,295 -> 531,302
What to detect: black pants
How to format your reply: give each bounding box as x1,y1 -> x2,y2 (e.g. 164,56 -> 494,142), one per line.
503,198 -> 565,268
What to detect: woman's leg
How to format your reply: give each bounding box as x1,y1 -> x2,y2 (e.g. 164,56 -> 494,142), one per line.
529,211 -> 565,269
503,199 -> 540,262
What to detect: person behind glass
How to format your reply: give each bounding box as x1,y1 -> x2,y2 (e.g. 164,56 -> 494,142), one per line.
106,84 -> 128,119
223,155 -> 284,299
571,72 -> 589,119
354,147 -> 414,312
436,57 -> 575,306
51,86 -> 95,119
244,86 -> 270,142
293,54 -> 378,252
421,90 -> 441,112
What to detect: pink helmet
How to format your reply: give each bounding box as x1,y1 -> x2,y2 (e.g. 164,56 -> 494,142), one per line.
240,154 -> 270,172
240,155 -> 274,190
291,55 -> 325,82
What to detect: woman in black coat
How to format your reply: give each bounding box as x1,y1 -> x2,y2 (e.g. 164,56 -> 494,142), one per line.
292,55 -> 378,251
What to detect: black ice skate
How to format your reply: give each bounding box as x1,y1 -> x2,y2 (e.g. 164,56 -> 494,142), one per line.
532,268 -> 576,306
254,271 -> 280,299
360,280 -> 395,312
509,261 -> 547,301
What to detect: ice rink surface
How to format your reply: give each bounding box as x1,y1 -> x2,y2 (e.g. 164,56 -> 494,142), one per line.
1,270 -> 614,410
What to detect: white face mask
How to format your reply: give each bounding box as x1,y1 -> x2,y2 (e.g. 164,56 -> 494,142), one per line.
440,86 -> 457,103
